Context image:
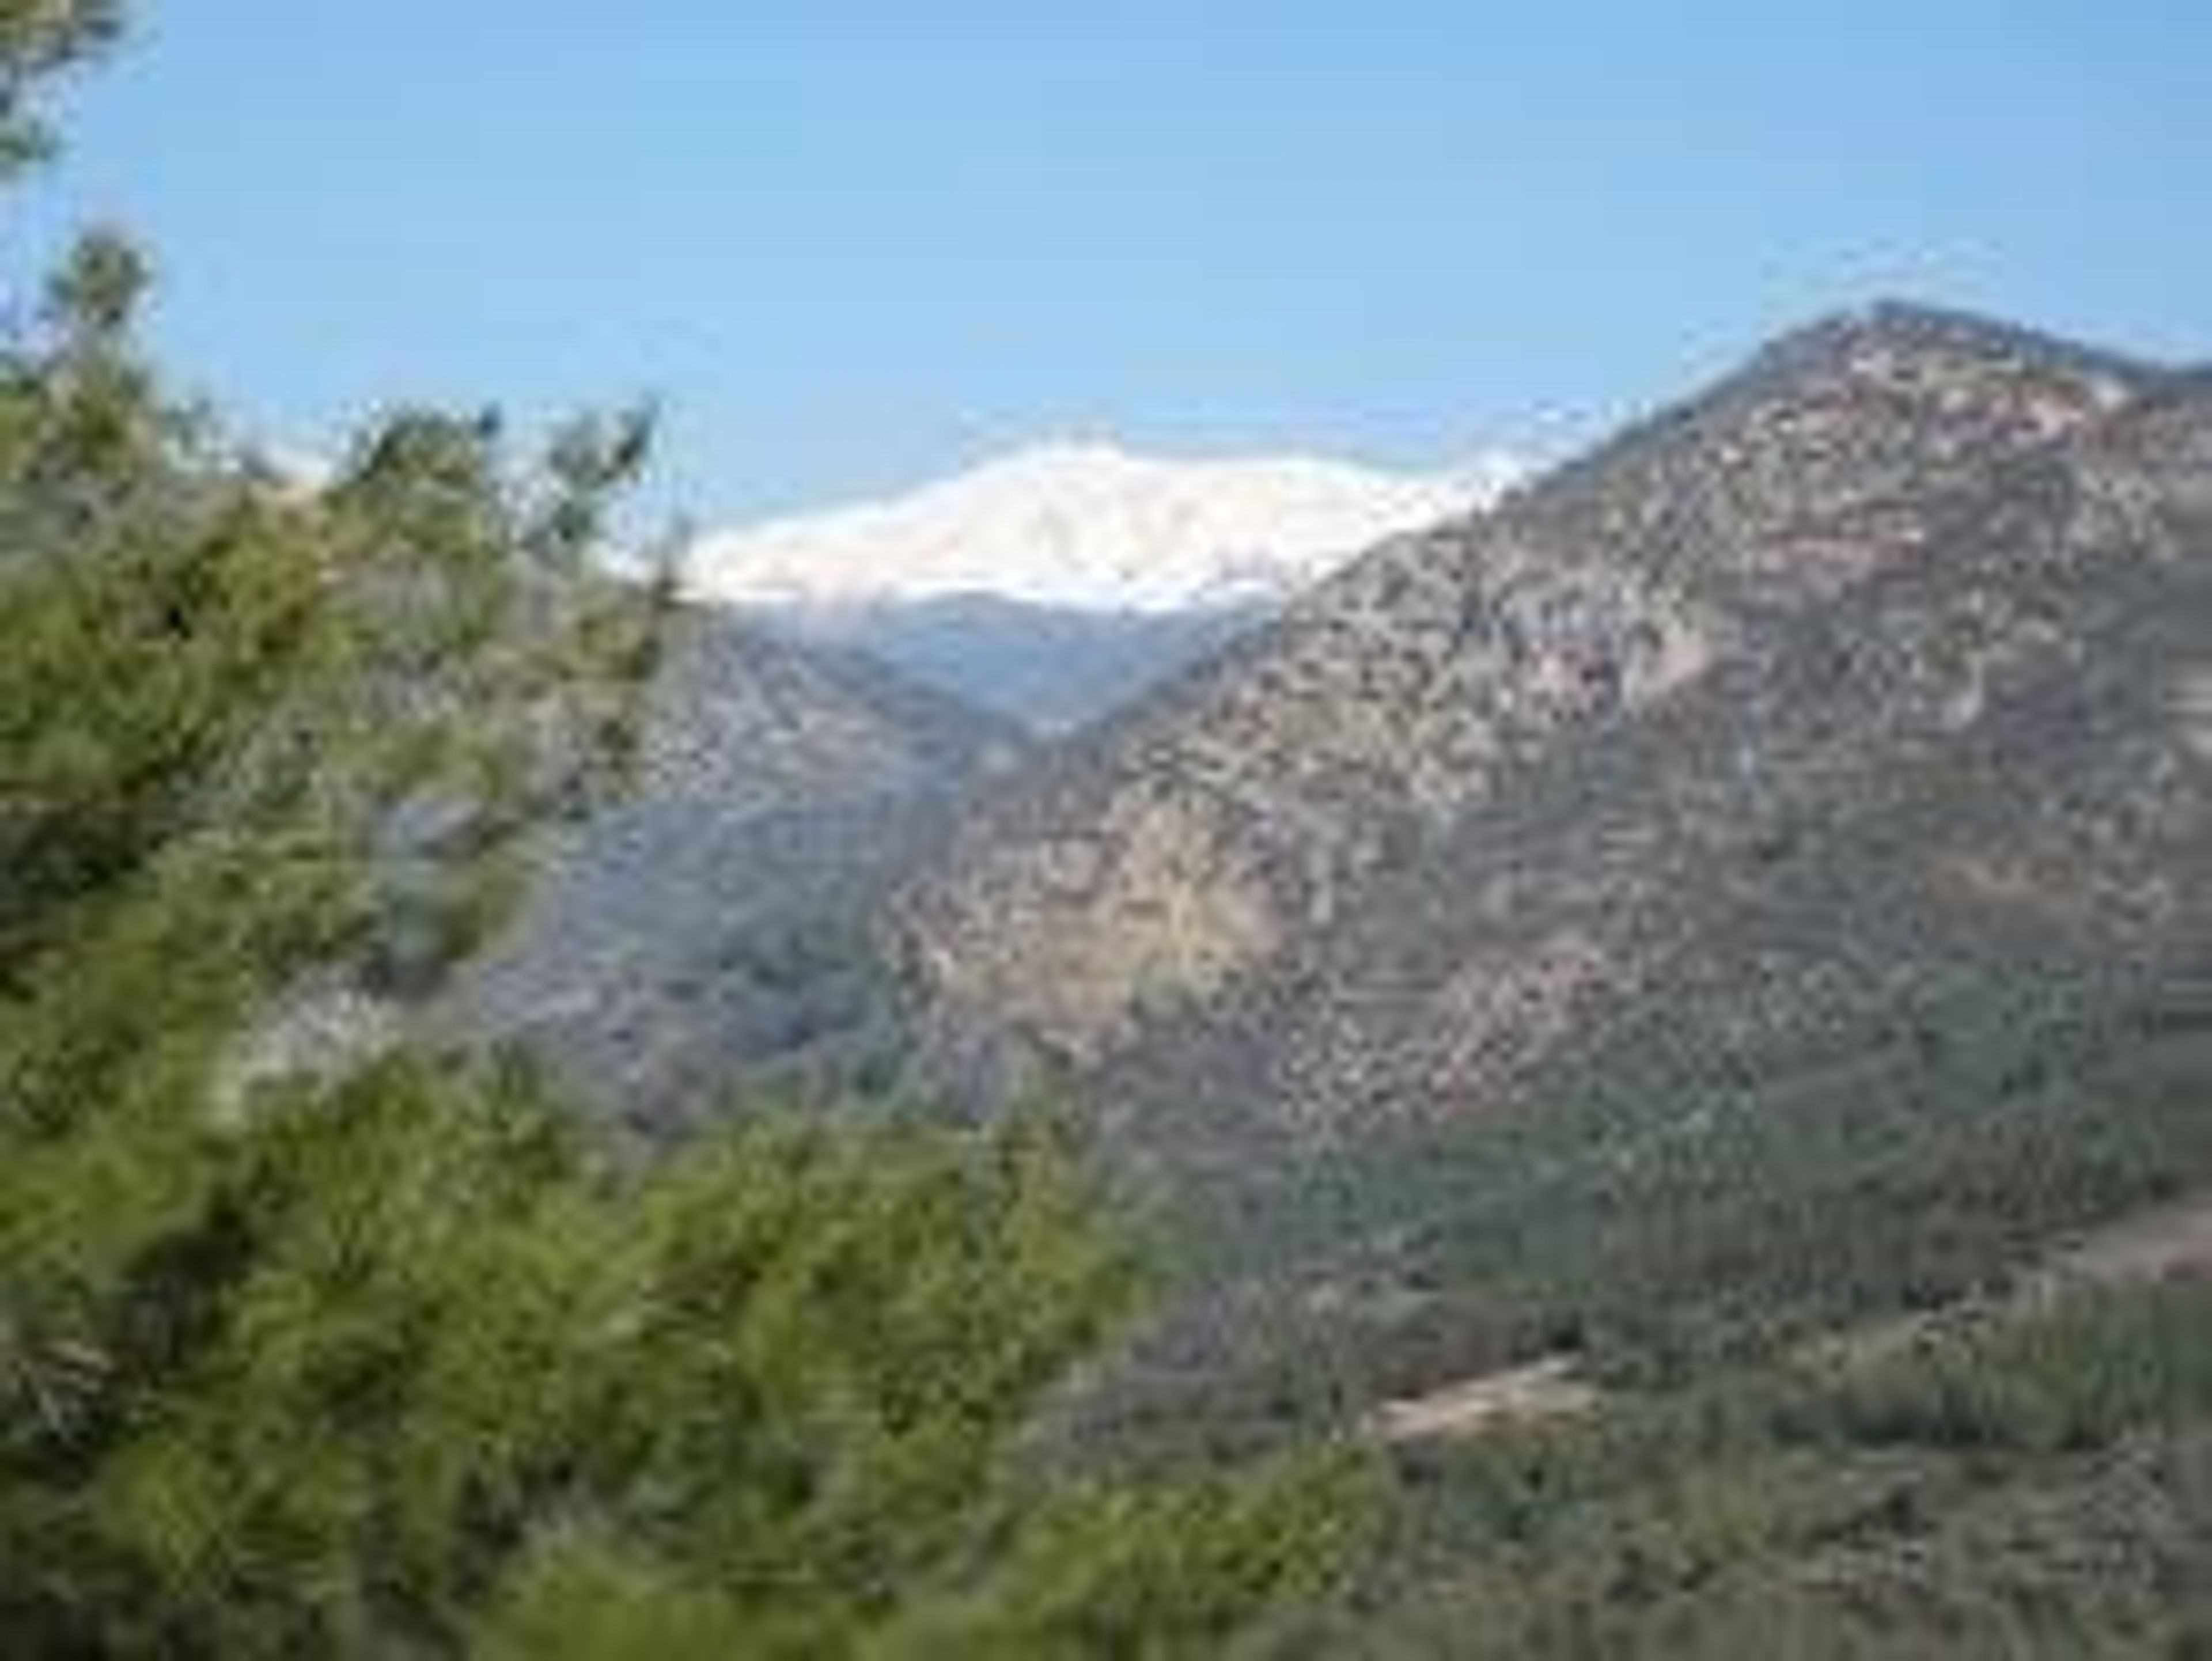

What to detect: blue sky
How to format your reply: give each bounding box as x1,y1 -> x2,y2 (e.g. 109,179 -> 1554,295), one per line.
13,2 -> 2212,522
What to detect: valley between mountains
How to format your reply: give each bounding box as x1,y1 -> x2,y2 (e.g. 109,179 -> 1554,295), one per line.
17,6 -> 2212,1650
448,301 -> 2212,1651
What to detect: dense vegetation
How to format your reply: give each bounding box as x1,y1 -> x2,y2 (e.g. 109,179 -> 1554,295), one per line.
1097,977 -> 2212,1452
1073,986 -> 2212,1655
0,11 -> 1361,1654
1261,1277 -> 2212,1657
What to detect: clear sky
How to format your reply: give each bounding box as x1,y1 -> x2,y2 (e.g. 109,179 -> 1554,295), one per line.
13,2 -> 2212,523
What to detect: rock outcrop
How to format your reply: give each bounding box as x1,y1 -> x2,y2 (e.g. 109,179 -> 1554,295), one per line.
899,305 -> 2212,1161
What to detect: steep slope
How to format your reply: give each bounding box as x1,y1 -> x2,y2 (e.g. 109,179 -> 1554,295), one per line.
888,323 -> 2212,1616
900,305 -> 2209,1154
444,608 -> 1025,1116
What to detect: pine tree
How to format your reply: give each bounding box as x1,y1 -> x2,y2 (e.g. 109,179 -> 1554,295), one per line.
0,12 -> 1365,1654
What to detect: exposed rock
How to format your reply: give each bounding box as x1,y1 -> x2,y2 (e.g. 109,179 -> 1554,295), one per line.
899,304 -> 2211,1165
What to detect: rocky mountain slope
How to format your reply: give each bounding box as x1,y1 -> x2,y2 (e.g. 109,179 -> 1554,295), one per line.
442,608 -> 1025,1115
902,305 -> 2208,1127
879,320 -> 2212,1617
463,309 -> 2212,1651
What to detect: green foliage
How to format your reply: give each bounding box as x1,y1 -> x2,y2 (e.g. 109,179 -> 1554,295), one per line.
0,0 -> 121,176
0,208 -> 669,1394
3,1051 -> 1355,1655
7,1053 -> 1183,1654
1094,988 -> 2212,1651
1825,1279 -> 2212,1454
1109,988 -> 2212,1459
1,17 -> 1366,1655
877,1456 -> 1377,1658
1269,1280 -> 2212,1658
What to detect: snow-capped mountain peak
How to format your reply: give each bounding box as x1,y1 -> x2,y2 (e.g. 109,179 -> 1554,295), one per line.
683,441 -> 1521,615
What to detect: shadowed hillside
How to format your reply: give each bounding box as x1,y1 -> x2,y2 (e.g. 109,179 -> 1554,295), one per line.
442,609 -> 1027,1115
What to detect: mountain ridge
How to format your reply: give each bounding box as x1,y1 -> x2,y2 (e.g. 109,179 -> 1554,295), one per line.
874,313 -> 2212,1576
684,439 -> 1524,615
895,303 -> 2209,1142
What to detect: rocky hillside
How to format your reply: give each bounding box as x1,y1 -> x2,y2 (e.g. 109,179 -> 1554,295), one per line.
442,608 -> 1025,1116
899,304 -> 2212,1163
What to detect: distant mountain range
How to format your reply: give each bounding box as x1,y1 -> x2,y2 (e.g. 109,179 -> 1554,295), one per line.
756,593 -> 1267,733
683,442 -> 1522,726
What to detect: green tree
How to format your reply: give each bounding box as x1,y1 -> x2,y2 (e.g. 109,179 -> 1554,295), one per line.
0,0 -> 120,177
0,13 -> 1364,1654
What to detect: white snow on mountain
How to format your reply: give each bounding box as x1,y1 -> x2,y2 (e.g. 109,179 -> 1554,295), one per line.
683,441 -> 1522,616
